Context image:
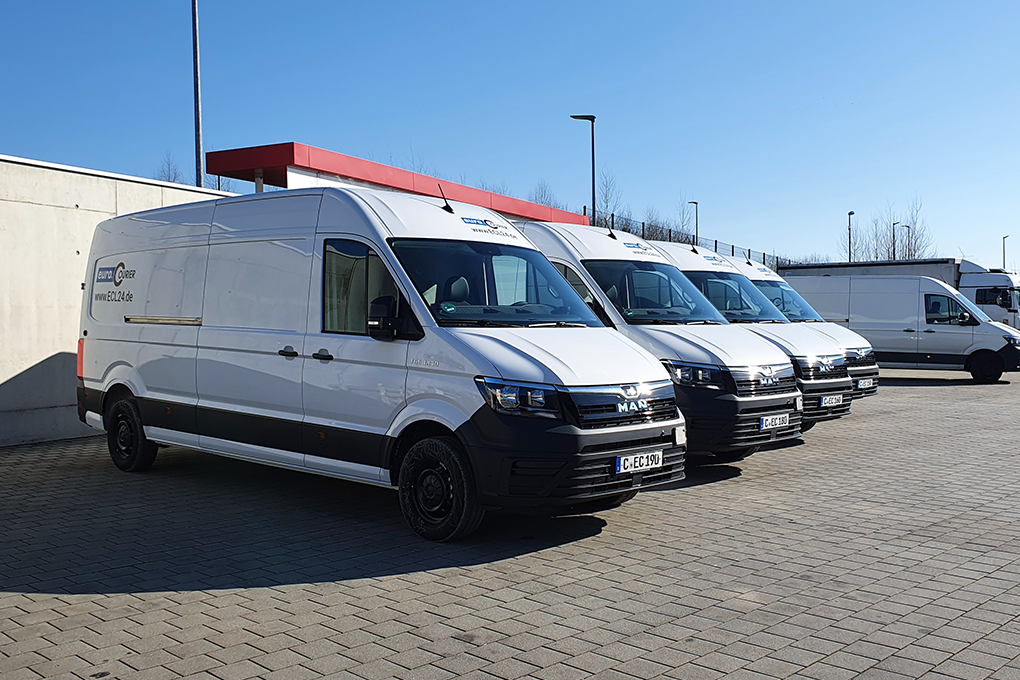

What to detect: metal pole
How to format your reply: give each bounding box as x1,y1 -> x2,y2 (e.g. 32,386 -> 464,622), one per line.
1005,235 -> 1010,269
641,221 -> 645,239
590,121 -> 596,227
847,211 -> 854,262
891,221 -> 900,260
192,0 -> 204,188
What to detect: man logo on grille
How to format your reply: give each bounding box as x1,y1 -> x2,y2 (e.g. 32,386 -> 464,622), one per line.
622,384 -> 640,398
617,399 -> 649,413
759,365 -> 779,387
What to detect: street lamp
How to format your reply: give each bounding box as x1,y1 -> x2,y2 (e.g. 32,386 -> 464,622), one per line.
900,224 -> 911,259
570,115 -> 596,227
847,211 -> 854,262
192,0 -> 204,188
891,221 -> 900,259
688,201 -> 699,246
1005,235 -> 1010,270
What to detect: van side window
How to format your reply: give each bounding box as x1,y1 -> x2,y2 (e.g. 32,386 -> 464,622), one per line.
925,294 -> 964,325
552,263 -> 594,304
976,288 -> 1011,308
323,240 -> 399,334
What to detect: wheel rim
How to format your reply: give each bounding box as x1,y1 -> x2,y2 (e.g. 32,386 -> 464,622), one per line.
113,415 -> 134,460
414,462 -> 453,523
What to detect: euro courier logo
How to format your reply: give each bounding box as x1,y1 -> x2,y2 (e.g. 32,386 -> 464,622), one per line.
96,267 -> 116,284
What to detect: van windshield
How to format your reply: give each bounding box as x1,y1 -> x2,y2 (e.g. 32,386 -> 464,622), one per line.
583,260 -> 728,325
390,239 -> 602,327
682,270 -> 789,323
751,280 -> 825,322
953,292 -> 993,323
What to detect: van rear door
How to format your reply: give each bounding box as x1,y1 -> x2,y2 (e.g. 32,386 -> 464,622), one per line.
850,278 -> 919,367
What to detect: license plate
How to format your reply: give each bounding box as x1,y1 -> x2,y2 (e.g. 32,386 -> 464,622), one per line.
857,378 -> 874,389
821,395 -> 843,407
760,413 -> 790,430
616,450 -> 663,474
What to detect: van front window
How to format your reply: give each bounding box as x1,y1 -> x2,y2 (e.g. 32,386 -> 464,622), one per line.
682,271 -> 789,323
390,239 -> 602,327
582,260 -> 727,325
751,280 -> 824,322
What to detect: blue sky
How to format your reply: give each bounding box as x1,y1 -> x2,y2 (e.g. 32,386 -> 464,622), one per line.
2,1 -> 1018,269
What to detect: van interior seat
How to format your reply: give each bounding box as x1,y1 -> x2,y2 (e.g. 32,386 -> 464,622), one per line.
442,276 -> 472,303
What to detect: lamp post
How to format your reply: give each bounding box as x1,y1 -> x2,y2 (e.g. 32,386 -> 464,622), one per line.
847,211 -> 854,262
570,115 -> 596,226
891,221 -> 900,259
1005,235 -> 1010,269
689,201 -> 699,246
192,0 -> 204,188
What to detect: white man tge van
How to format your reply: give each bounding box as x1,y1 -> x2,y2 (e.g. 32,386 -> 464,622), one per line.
786,275 -> 1020,383
726,257 -> 880,399
515,221 -> 804,462
653,242 -> 854,431
77,188 -> 687,540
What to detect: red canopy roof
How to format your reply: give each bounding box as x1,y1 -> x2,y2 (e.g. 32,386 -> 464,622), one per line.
206,142 -> 587,225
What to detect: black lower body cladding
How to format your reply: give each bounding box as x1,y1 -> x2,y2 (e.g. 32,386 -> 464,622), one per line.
455,406 -> 686,508
999,343 -> 1020,372
675,386 -> 802,453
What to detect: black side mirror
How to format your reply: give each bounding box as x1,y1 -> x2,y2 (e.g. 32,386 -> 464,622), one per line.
368,295 -> 399,340
957,311 -> 972,325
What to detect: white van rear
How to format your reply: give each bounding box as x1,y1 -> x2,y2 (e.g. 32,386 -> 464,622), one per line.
788,275 -> 1020,383
77,188 -> 687,540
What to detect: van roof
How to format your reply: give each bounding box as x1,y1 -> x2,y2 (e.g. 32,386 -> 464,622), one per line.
725,255 -> 785,282
102,187 -> 542,250
514,221 -> 669,262
652,241 -> 742,273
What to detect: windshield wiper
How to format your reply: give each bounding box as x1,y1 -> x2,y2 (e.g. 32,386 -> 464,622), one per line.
628,318 -> 682,325
438,319 -> 525,327
686,320 -> 724,325
526,321 -> 589,328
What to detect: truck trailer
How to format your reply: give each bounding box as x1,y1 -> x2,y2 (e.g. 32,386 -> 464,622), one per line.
780,259 -> 1020,328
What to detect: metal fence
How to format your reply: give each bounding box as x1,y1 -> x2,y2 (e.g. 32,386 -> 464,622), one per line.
590,211 -> 792,272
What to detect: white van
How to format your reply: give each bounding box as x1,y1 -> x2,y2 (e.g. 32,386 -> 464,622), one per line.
726,257 -> 880,399
653,243 -> 854,431
786,275 -> 1020,383
515,221 -> 804,461
76,188 -> 687,540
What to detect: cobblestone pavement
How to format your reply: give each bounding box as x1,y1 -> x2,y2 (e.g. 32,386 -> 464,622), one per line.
3,369 -> 1020,680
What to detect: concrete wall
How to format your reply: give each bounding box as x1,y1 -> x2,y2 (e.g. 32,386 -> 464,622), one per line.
0,154 -> 231,447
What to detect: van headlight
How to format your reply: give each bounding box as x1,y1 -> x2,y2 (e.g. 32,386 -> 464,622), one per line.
475,378 -> 563,419
664,361 -> 728,390
1004,335 -> 1020,348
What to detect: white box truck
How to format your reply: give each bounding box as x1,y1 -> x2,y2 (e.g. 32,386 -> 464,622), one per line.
77,188 -> 687,540
516,221 -> 804,463
785,275 -> 1020,383
653,242 -> 854,431
780,259 -> 1020,328
726,257 -> 880,399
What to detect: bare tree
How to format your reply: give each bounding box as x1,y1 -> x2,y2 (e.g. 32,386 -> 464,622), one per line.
154,151 -> 184,184
528,179 -> 565,209
674,192 -> 695,244
594,168 -> 623,229
477,179 -> 515,197
900,196 -> 937,259
204,173 -> 238,193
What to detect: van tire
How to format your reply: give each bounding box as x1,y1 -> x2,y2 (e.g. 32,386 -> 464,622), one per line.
106,399 -> 158,472
799,422 -> 816,433
398,436 -> 484,541
970,353 -> 1004,383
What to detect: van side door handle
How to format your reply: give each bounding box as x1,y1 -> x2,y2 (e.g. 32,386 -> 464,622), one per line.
312,350 -> 334,361
903,328 -> 916,332
278,346 -> 299,358
923,329 -> 936,333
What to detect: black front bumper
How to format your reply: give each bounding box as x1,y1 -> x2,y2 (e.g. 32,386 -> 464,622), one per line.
1000,343 -> 1020,371
676,386 -> 802,453
800,378 -> 854,422
848,365 -> 880,398
455,407 -> 686,508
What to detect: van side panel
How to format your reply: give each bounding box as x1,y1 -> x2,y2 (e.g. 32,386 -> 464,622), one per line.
848,277 -> 920,366
195,196 -> 320,461
83,204 -> 213,434
791,277 -> 850,323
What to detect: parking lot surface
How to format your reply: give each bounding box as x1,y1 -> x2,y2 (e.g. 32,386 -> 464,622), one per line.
2,369 -> 1020,680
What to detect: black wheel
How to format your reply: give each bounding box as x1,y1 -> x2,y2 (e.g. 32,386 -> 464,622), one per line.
970,353 -> 1003,384
799,421 -> 816,433
106,399 -> 158,472
711,446 -> 759,464
398,436 -> 484,541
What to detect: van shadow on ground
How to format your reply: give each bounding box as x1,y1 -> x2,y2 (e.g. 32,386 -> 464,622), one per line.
880,376 -> 1010,387
0,439 -> 733,596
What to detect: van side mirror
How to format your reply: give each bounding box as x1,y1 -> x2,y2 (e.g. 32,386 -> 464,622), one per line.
368,295 -> 399,340
957,311 -> 971,325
